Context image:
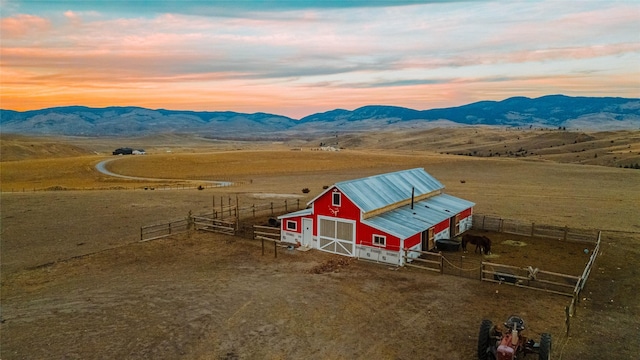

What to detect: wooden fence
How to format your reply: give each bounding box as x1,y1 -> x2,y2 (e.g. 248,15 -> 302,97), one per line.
140,218 -> 190,242
481,262 -> 580,297
402,248 -> 443,273
253,225 -> 282,257
473,214 -> 598,244
192,214 -> 236,235
204,196 -> 302,221
565,231 -> 602,335
405,220 -> 603,337
239,199 -> 302,219
139,198 -> 300,241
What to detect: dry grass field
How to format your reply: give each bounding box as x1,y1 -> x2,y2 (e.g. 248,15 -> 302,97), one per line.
1,128 -> 639,359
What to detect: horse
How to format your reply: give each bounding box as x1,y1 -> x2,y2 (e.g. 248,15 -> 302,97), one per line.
461,234 -> 492,255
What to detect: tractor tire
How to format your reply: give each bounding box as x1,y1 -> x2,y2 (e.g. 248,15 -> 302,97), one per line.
539,333 -> 552,360
478,319 -> 494,360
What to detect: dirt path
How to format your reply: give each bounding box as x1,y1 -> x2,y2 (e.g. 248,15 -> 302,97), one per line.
95,158 -> 232,186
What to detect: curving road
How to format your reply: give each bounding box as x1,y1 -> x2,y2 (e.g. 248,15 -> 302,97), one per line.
95,158 -> 232,186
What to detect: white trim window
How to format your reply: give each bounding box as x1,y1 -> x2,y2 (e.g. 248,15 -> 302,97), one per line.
373,234 -> 386,247
332,191 -> 341,207
286,220 -> 297,231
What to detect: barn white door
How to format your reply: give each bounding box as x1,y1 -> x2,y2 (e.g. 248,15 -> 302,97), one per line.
302,218 -> 313,247
318,216 -> 355,256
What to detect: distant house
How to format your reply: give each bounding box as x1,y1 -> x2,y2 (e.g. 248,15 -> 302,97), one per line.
113,148 -> 133,155
113,148 -> 145,155
278,168 -> 474,266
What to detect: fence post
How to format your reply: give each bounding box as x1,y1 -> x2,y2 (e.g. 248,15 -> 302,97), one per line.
140,227 -> 143,241
531,222 -> 535,236
565,306 -> 570,336
252,204 -> 256,218
270,202 -> 274,215
482,215 -> 486,230
169,222 -> 172,235
480,262 -> 483,280
297,199 -> 300,210
499,218 -> 504,232
285,199 -> 288,212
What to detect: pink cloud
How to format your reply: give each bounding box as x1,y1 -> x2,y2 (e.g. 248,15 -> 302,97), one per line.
0,14 -> 51,38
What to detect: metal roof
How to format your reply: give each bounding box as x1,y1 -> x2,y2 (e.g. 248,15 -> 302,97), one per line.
277,208 -> 312,219
335,168 -> 444,213
362,194 -> 475,239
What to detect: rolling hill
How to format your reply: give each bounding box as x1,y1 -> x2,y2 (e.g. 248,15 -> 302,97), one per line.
1,95 -> 638,137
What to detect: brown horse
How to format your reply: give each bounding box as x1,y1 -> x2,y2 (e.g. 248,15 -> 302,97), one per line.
461,234 -> 492,255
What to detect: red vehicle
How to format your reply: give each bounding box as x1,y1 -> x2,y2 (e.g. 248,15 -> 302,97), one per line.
478,316 -> 551,360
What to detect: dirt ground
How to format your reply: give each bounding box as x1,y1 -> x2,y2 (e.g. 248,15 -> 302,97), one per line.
1,132 -> 640,359
0,232 -> 572,360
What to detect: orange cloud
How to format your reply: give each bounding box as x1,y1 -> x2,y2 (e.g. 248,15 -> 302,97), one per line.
0,14 -> 51,38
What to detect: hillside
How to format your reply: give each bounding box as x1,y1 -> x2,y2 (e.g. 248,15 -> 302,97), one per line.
1,95 -> 638,137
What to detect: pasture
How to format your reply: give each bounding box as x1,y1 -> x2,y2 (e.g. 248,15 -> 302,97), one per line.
1,130 -> 639,359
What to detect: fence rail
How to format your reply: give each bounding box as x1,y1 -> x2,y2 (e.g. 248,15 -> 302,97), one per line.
139,198 -> 301,241
565,231 -> 602,335
473,214 -> 598,244
253,225 -> 282,257
140,218 -> 190,242
481,262 -> 579,297
402,248 -> 443,273
192,215 -> 236,235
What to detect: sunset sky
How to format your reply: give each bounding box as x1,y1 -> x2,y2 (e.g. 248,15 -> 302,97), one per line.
1,0 -> 639,119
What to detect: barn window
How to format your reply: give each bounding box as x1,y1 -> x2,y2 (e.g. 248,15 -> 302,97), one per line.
332,191 -> 341,207
286,220 -> 297,231
373,234 -> 386,246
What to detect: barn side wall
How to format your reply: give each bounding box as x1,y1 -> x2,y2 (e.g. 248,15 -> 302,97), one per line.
280,216 -> 305,244
459,207 -> 473,234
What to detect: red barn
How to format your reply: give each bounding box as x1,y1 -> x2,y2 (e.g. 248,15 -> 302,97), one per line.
278,168 -> 474,266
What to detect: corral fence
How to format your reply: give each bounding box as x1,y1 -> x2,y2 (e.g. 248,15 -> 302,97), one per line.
140,217 -> 190,242
480,262 -> 580,297
192,213 -> 236,235
402,249 -> 443,273
140,197 -> 301,241
443,255 -> 483,279
565,231 -> 602,335
404,214 -> 603,337
471,214 -> 603,335
253,225 -> 282,257
473,214 -> 598,243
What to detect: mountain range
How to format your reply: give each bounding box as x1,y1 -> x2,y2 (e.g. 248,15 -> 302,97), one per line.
1,95 -> 638,137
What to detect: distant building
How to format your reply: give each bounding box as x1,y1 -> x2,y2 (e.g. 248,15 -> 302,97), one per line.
278,168 -> 474,266
112,148 -> 145,155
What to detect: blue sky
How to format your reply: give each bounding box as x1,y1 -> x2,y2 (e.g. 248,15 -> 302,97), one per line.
2,0 -> 639,118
